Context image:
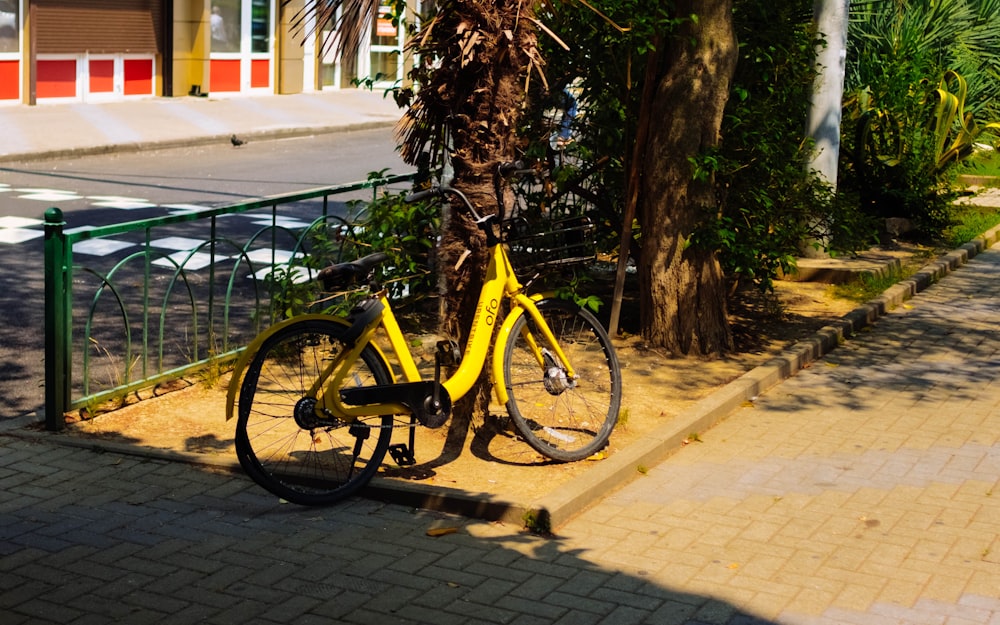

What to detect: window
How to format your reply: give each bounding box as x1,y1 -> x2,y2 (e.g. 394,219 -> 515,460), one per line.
251,0 -> 270,53
211,1 -> 241,53
0,0 -> 18,54
211,0 -> 270,55
370,1 -> 401,84
210,0 -> 272,92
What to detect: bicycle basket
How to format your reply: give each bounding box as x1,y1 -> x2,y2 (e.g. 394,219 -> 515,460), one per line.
503,215 -> 597,276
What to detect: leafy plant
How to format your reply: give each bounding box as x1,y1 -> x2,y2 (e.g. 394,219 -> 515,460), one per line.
520,0 -> 680,261
350,171 -> 439,301
263,265 -> 318,320
262,170 -> 439,322
524,0 -> 860,294
259,214 -> 366,322
697,0 -> 866,290
555,273 -> 603,313
521,508 -> 552,535
931,71 -> 1000,172
841,0 -> 1000,237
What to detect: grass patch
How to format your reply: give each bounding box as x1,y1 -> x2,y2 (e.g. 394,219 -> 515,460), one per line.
943,204 -> 1000,248
955,148 -> 1000,180
831,265 -> 911,303
832,201 -> 1000,304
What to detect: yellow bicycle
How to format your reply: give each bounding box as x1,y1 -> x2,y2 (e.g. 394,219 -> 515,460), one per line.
226,174 -> 622,505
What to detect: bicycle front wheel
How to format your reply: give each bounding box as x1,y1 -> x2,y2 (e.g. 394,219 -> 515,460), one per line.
503,298 -> 622,462
235,318 -> 393,505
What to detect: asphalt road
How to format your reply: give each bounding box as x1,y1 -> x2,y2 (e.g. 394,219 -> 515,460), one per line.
0,128 -> 409,420
0,128 -> 406,217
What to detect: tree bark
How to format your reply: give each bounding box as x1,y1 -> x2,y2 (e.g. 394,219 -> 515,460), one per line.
429,0 -> 538,419
637,0 -> 737,356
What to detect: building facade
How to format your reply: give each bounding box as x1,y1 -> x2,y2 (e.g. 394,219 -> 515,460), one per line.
0,0 -> 412,105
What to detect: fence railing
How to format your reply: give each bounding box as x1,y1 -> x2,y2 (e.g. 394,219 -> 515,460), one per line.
43,173 -> 415,430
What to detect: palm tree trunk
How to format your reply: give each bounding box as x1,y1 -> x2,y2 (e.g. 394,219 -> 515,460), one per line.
402,0 -> 540,422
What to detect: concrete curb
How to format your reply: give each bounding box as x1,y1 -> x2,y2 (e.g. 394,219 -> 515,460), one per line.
8,226 -> 1000,531
525,223 -> 1000,530
0,120 -> 397,164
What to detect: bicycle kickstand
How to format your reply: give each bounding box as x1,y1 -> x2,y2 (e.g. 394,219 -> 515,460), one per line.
387,416 -> 418,466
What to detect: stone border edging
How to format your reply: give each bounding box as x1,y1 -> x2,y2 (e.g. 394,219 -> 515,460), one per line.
6,226 -> 999,531
527,224 -> 1000,530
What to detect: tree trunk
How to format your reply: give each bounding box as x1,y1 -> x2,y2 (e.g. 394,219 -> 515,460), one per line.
637,0 -> 737,356
431,0 -> 538,419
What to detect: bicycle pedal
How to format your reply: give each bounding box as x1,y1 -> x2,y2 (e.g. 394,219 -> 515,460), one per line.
387,444 -> 416,466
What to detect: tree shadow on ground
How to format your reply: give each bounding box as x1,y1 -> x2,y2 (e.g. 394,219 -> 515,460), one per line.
0,434 -> 781,624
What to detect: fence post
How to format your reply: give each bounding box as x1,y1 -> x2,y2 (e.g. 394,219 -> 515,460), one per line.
44,207 -> 70,430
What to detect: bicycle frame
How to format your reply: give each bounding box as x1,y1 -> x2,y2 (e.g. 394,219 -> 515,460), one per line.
316,240 -> 575,418
225,240 -> 576,422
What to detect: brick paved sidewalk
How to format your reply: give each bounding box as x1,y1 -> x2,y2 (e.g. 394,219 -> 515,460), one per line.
0,435 -> 772,625
558,244 -> 1000,624
2,245 -> 1000,624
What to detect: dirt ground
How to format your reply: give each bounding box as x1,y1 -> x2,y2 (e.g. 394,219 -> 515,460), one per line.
41,188 -> 1000,509
54,275 -> 865,505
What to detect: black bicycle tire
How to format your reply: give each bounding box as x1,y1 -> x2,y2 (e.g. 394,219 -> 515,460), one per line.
235,318 -> 393,505
503,298 -> 622,462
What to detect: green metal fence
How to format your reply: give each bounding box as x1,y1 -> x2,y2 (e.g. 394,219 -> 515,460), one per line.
43,173 -> 415,430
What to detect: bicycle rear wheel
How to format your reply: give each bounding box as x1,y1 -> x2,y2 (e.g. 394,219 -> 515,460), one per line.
503,298 -> 621,462
235,318 -> 393,505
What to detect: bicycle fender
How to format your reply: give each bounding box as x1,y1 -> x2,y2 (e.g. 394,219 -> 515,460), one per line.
491,292 -> 553,406
225,314 -> 356,422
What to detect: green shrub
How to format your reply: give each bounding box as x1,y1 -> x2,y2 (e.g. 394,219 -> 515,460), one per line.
521,0 -> 854,293
350,175 -> 439,302
840,0 -> 1000,238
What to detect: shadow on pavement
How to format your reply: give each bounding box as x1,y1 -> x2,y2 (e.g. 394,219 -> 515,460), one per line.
0,433 -> 779,624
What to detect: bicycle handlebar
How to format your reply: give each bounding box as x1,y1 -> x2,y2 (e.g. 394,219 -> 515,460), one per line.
404,160 -> 538,223
404,187 -> 442,203
498,160 -> 525,176
405,184 -> 489,226
499,160 -> 537,179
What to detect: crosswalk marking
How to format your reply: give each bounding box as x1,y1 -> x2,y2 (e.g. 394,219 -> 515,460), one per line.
0,183 -> 319,281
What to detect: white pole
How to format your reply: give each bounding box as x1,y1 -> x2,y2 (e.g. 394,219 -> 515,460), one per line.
803,0 -> 850,258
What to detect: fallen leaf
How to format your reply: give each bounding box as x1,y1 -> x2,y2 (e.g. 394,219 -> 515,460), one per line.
426,526 -> 460,537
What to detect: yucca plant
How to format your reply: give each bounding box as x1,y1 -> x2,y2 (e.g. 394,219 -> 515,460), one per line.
841,0 -> 1000,234
931,70 -> 1000,172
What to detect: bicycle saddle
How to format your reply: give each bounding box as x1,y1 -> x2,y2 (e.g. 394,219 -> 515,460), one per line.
317,252 -> 388,290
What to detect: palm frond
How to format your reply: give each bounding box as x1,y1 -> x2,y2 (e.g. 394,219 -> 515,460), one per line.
283,0 -> 385,62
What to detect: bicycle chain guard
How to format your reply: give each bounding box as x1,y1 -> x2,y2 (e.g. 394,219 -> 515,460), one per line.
339,381 -> 452,428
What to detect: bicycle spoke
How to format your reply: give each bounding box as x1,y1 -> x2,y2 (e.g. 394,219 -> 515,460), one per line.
234,319 -> 393,505
503,299 -> 621,462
